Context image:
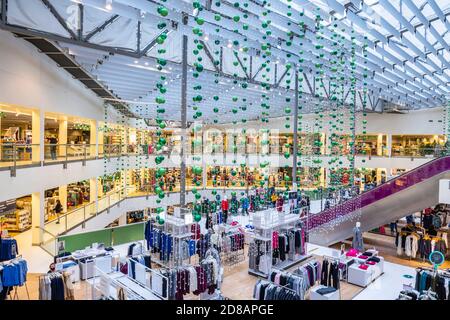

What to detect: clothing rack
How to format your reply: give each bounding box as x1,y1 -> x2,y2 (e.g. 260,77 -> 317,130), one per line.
253,278 -> 301,300
125,256 -> 168,300
415,266 -> 450,300
0,255 -> 29,300
318,255 -> 344,300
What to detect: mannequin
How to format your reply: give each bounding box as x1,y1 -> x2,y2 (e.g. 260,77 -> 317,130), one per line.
221,195 -> 229,224
240,196 -> 249,215
352,221 -> 364,252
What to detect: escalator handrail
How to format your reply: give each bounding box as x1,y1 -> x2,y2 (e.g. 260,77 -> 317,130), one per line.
309,155 -> 450,230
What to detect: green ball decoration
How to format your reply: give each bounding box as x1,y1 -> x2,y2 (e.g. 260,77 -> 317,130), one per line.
157,6 -> 169,17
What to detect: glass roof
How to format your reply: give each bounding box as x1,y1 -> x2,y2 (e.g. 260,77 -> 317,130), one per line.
1,0 -> 448,121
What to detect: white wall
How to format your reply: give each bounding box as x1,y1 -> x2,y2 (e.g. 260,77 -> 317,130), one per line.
209,107 -> 445,135
0,30 -> 119,122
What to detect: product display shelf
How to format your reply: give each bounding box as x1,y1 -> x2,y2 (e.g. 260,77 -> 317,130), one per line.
150,213 -> 196,268
248,209 -> 306,278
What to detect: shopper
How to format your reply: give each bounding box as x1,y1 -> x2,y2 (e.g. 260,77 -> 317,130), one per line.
48,136 -> 58,160
271,192 -> 278,208
389,220 -> 398,235
241,196 -> 249,215
54,200 -> 63,224
406,214 -> 415,226
47,263 -> 56,274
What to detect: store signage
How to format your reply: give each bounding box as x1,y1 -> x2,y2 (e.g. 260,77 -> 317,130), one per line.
429,251 -> 444,268
0,199 -> 16,216
288,191 -> 298,200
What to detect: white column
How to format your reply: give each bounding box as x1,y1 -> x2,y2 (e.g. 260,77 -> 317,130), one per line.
320,133 -> 326,155
31,191 -> 45,245
58,119 -> 68,158
90,178 -> 98,212
325,168 -> 331,188
32,110 -> 44,163
97,177 -> 104,198
377,134 -> 383,156
98,122 -> 104,156
118,213 -> 127,226
121,125 -> 128,154
320,167 -> 326,188
386,134 -> 392,157
202,161 -> 207,189
90,119 -> 98,158
58,185 -> 67,213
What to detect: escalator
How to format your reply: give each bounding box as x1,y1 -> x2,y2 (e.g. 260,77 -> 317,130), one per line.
308,156 -> 450,246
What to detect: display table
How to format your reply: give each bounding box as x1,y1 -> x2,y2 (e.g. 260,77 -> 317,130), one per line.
310,285 -> 340,300
347,256 -> 384,287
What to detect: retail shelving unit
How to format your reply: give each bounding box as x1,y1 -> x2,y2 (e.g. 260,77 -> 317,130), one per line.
248,207 -> 310,277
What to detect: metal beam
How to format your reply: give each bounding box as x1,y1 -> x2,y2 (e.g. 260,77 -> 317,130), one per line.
136,21 -> 141,52
180,29 -> 188,208
84,14 -> 119,41
140,29 -> 169,57
78,3 -> 83,40
1,23 -> 140,57
320,79 -> 329,99
200,40 -> 220,73
303,72 -> 314,96
41,0 -> 77,39
251,64 -> 264,81
1,0 -> 6,24
292,68 -> 299,188
233,51 -> 250,79
275,67 -> 289,88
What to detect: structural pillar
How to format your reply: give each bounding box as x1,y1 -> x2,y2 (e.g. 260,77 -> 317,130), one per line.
98,122 -> 105,156
180,31 -> 188,208
32,110 -> 44,163
320,133 -> 326,155
386,134 -> 392,157
58,118 -> 68,158
292,68 -> 299,187
31,191 -> 45,245
90,178 -> 98,212
118,213 -> 127,226
202,161 -> 207,189
58,185 -> 67,213
377,134 -> 383,156
90,120 -> 98,158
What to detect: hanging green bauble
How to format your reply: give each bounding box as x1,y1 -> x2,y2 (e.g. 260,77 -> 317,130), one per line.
194,214 -> 202,222
192,166 -> 202,175
157,6 -> 169,17
155,155 -> 165,164
158,217 -> 165,225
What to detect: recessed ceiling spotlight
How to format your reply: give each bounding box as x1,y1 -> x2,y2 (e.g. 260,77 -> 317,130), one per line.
144,62 -> 149,66
227,43 -> 232,48
204,36 -> 209,41
105,0 -> 112,11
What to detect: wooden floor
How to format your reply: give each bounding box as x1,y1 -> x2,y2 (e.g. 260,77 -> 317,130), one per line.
12,242 -> 373,300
